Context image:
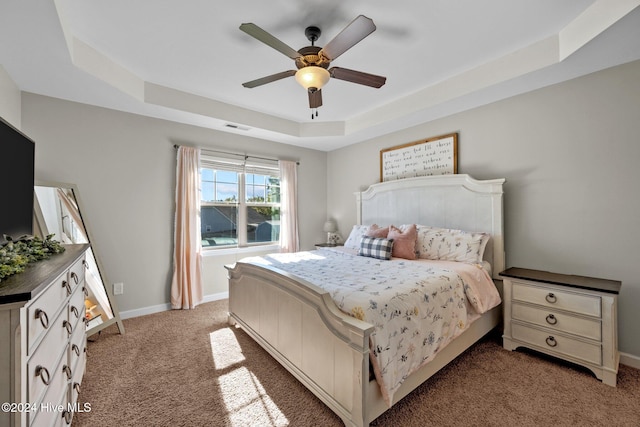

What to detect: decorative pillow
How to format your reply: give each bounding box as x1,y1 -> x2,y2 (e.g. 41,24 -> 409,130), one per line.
343,225 -> 370,249
388,224 -> 417,260
358,236 -> 394,260
366,224 -> 389,238
416,225 -> 490,263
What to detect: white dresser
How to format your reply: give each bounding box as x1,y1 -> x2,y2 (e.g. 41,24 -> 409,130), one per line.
501,267 -> 621,386
0,244 -> 89,427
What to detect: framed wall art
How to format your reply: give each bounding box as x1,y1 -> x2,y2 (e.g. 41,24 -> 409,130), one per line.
380,132 -> 458,182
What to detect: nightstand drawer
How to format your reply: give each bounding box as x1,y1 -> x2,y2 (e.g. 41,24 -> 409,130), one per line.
512,303 -> 601,341
511,322 -> 602,366
512,282 -> 601,317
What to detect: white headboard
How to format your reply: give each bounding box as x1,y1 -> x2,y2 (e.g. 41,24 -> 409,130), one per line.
355,174 -> 505,279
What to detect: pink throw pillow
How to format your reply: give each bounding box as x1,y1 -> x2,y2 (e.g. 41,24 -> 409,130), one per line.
388,224 -> 417,260
366,224 -> 389,238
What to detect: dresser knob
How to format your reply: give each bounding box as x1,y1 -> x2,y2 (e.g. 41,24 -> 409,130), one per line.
35,365 -> 50,385
63,364 -> 72,380
545,336 -> 558,347
63,410 -> 73,425
545,314 -> 558,325
63,320 -> 73,335
35,309 -> 49,329
545,293 -> 557,303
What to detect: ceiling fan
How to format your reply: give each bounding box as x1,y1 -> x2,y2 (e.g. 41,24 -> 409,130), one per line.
239,15 -> 387,118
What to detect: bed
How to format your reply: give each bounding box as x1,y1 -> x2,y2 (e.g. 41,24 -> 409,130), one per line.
226,174 -> 505,426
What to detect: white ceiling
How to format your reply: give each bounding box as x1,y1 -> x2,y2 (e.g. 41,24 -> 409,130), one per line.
2,1 -> 640,151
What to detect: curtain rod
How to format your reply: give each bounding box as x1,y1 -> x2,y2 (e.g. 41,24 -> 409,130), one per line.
173,144 -> 299,165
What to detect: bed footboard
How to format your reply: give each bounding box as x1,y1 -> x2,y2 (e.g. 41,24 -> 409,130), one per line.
226,261 -> 375,427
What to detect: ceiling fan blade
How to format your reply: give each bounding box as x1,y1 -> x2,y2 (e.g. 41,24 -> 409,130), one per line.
319,15 -> 376,61
240,23 -> 302,60
242,70 -> 296,88
329,67 -> 386,88
308,89 -> 323,108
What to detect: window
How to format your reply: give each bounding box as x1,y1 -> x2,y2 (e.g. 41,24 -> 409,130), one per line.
200,156 -> 280,249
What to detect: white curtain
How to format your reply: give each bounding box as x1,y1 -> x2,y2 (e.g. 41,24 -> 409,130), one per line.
278,160 -> 299,253
171,146 -> 203,309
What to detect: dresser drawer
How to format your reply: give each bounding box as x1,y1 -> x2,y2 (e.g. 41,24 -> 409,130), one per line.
512,303 -> 602,341
68,283 -> 86,331
29,359 -> 67,427
511,322 -> 602,365
26,273 -> 69,355
512,281 -> 601,317
26,312 -> 68,404
69,318 -> 87,375
68,257 -> 86,294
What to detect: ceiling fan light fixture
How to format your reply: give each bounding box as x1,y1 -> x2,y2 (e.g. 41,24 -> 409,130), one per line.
295,66 -> 330,91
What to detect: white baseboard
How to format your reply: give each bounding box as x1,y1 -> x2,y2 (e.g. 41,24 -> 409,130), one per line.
620,351 -> 640,370
119,292 -> 229,320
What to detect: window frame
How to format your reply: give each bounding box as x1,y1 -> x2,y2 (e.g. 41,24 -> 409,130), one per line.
200,155 -> 280,250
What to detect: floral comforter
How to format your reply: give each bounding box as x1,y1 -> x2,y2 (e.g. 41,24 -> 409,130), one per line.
239,247 -> 501,406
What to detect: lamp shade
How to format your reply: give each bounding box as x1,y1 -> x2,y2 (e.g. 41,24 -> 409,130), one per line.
323,219 -> 337,233
295,66 -> 330,91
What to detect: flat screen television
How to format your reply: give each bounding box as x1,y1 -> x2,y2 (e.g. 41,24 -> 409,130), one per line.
0,116 -> 35,244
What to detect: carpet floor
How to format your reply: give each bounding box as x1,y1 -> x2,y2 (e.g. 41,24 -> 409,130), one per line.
74,299 -> 640,426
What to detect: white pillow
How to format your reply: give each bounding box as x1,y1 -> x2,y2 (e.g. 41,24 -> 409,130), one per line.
343,225 -> 370,249
415,225 -> 489,264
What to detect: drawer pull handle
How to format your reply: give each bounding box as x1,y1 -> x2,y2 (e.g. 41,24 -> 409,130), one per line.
63,320 -> 73,335
83,259 -> 88,269
545,314 -> 558,325
63,410 -> 72,425
83,286 -> 88,297
545,336 -> 558,347
71,271 -> 79,284
71,305 -> 80,318
73,382 -> 81,394
63,365 -> 72,380
545,293 -> 557,303
62,280 -> 72,296
35,365 -> 50,385
72,344 -> 81,356
35,309 -> 49,329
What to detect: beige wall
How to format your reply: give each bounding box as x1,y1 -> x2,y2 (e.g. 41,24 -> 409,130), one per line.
328,59 -> 640,357
21,94 -> 328,314
0,66 -> 20,127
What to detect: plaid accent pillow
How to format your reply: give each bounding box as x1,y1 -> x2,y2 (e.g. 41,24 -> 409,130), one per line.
358,236 -> 394,260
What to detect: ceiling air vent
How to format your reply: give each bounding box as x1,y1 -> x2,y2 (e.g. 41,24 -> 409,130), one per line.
224,123 -> 250,131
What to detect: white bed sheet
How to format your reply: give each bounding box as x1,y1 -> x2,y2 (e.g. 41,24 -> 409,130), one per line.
239,248 -> 500,406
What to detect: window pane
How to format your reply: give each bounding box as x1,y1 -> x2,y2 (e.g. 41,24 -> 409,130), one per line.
247,206 -> 280,244
201,168 -> 214,181
267,177 -> 280,203
246,174 -> 280,203
216,170 -> 238,184
216,182 -> 238,202
201,205 -> 238,247
201,168 -> 215,202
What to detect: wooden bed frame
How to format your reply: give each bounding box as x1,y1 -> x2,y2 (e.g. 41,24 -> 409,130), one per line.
226,174 -> 505,426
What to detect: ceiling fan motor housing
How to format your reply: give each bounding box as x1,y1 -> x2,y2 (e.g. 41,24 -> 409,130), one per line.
295,46 -> 329,70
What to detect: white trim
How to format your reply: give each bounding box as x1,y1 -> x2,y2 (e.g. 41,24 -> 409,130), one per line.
119,292 -> 228,320
202,244 -> 279,257
620,352 -> 640,370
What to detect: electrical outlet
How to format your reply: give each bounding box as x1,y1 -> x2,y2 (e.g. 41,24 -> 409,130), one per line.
113,282 -> 124,295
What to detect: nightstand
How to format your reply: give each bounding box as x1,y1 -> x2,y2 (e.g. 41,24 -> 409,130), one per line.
500,267 -> 621,386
